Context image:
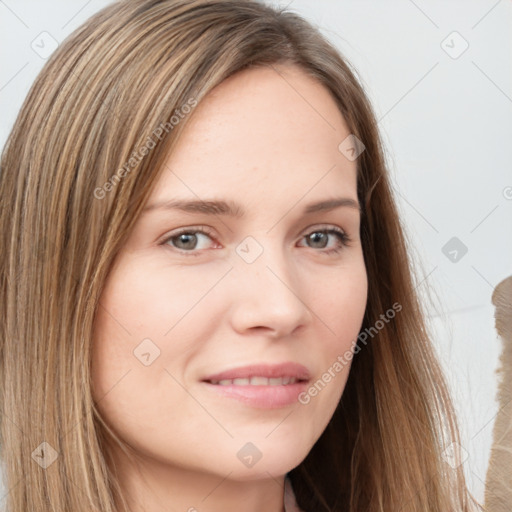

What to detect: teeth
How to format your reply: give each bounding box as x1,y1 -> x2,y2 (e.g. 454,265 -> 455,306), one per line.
251,376 -> 268,385
210,376 -> 298,386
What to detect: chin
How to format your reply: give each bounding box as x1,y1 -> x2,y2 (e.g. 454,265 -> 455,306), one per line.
205,438 -> 309,481
219,460 -> 300,482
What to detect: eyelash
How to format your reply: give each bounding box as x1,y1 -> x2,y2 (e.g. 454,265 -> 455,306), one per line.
160,225 -> 352,257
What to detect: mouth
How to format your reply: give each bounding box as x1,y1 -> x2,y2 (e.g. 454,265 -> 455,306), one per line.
206,376 -> 306,386
201,362 -> 311,409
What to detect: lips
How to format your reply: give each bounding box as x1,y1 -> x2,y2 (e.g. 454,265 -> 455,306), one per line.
201,362 -> 311,384
209,376 -> 300,386
201,362 -> 311,409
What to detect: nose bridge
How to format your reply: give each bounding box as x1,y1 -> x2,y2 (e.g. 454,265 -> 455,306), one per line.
235,233 -> 295,291
229,233 -> 312,333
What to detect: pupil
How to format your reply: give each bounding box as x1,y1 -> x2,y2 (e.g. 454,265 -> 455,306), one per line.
310,232 -> 326,248
178,233 -> 196,249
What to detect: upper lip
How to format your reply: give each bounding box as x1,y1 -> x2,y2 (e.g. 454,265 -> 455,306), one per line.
202,362 -> 311,382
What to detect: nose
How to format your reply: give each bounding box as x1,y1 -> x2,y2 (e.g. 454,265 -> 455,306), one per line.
228,242 -> 313,338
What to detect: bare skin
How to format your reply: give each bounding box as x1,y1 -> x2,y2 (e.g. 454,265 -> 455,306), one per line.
91,63 -> 368,512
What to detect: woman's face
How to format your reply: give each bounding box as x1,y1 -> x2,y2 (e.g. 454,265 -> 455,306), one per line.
91,64 -> 367,482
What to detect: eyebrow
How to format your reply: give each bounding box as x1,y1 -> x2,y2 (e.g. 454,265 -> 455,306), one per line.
142,196 -> 361,217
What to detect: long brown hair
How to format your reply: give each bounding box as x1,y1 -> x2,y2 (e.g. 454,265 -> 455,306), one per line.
0,1 -> 483,510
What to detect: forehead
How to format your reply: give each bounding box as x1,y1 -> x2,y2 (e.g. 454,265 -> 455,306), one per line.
150,64 -> 358,208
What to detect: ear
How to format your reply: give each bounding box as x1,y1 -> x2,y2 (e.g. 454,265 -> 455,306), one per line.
485,275 -> 512,512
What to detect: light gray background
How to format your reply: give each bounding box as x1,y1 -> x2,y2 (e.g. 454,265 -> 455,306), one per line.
1,0 -> 511,506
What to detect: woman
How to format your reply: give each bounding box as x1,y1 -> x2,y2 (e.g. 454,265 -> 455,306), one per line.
0,1 -> 483,511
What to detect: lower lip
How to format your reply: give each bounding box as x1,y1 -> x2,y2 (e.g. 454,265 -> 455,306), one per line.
202,381 -> 309,409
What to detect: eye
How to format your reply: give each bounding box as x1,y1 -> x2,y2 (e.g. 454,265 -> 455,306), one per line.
161,227 -> 217,256
160,225 -> 351,257
299,225 -> 351,255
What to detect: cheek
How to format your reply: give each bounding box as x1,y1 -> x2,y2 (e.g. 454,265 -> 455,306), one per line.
317,261 -> 368,354
301,262 -> 367,417
97,259 -> 201,333
89,258 -> 221,417
91,257 -> 214,363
